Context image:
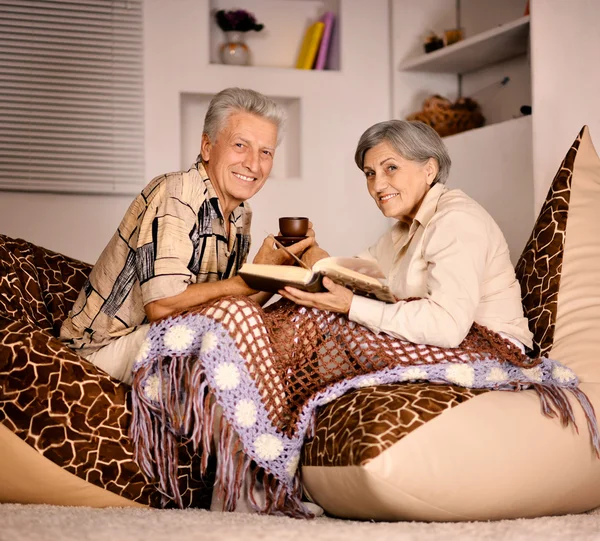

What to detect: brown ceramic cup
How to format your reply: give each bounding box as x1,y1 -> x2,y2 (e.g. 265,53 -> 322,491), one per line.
279,216 -> 309,237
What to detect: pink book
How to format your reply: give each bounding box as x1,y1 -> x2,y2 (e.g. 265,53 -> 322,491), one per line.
314,12 -> 335,70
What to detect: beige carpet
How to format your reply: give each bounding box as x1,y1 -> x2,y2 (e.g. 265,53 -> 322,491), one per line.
2,504 -> 600,541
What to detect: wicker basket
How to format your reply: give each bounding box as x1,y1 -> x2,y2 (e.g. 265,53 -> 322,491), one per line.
407,95 -> 485,137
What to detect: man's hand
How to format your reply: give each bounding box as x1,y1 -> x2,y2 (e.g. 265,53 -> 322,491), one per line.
145,275 -> 255,321
279,277 -> 354,314
253,234 -> 314,266
299,221 -> 329,267
301,245 -> 330,268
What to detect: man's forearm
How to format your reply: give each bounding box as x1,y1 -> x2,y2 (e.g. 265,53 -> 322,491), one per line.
249,291 -> 274,306
145,276 -> 256,321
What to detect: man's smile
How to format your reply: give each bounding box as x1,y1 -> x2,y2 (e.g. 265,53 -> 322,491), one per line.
233,172 -> 256,182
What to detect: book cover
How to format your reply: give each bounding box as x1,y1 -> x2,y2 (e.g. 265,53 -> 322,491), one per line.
314,12 -> 335,70
238,257 -> 396,303
295,21 -> 325,70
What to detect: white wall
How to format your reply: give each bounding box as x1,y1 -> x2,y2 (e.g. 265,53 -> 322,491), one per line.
391,0 -> 457,120
444,116 -> 534,263
530,0 -> 600,212
5,0 -> 598,264
391,0 -> 534,259
0,0 -> 391,263
452,0 -> 531,128
0,191 -> 131,264
145,0 -> 392,259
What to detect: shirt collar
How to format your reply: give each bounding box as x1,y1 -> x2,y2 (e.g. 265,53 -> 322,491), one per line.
390,182 -> 447,244
195,161 -> 246,225
413,182 -> 447,229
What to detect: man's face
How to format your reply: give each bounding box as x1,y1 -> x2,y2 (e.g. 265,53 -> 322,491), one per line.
201,111 -> 278,214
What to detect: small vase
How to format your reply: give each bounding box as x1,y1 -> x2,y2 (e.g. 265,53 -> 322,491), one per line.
219,31 -> 250,66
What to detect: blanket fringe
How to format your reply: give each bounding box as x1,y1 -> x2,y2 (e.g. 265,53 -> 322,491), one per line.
532,383 -> 600,458
249,465 -> 313,518
569,387 -> 600,458
130,355 -> 209,507
130,354 -> 312,516
213,413 -> 313,517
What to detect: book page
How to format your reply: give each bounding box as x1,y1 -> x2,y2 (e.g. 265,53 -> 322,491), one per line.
313,257 -> 386,281
312,257 -> 395,303
238,264 -> 313,284
318,265 -> 395,303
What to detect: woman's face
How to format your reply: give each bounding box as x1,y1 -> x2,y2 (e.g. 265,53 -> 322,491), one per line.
363,141 -> 437,224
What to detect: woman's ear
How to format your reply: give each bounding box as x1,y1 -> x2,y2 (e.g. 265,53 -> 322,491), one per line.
200,133 -> 211,162
425,158 -> 439,186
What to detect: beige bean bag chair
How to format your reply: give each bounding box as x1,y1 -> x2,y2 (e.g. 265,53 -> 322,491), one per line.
301,126 -> 600,521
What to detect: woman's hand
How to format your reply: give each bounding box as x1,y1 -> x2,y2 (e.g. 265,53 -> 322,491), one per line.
279,277 -> 354,314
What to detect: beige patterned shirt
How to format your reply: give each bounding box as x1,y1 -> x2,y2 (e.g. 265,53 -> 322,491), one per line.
350,183 -> 533,349
60,163 -> 252,356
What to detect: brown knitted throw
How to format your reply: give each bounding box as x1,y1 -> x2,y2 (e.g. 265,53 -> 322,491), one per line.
130,296 -> 599,517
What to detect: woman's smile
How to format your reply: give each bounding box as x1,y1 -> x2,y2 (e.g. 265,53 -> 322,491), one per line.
379,192 -> 400,203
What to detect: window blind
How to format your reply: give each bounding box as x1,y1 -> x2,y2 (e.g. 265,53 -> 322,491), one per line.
0,0 -> 144,195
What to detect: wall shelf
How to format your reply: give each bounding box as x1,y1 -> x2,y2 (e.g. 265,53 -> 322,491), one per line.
442,114 -> 531,141
209,0 -> 341,70
399,15 -> 530,74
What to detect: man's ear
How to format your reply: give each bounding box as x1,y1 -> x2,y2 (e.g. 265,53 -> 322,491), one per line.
425,158 -> 439,186
200,133 -> 211,162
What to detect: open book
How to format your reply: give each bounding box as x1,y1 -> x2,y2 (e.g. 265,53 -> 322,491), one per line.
239,255 -> 396,304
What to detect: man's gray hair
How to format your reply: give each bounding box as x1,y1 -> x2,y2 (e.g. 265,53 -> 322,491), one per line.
354,120 -> 452,185
203,87 -> 286,146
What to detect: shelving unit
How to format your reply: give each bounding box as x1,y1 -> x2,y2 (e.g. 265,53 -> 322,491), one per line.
399,15 -> 530,74
394,3 -> 531,128
391,0 -> 534,260
208,0 -> 340,70
443,114 -> 529,142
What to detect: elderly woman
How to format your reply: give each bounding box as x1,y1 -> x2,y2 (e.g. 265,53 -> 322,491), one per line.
280,119 -> 533,351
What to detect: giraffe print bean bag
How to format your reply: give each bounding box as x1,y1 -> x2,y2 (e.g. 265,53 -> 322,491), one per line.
301,126 -> 600,521
0,235 -> 215,508
2,127 -> 600,520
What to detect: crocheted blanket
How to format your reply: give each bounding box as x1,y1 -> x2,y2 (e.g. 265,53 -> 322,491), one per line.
130,296 -> 600,517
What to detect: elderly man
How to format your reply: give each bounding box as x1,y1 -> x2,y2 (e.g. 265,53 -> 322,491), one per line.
60,87 -> 313,384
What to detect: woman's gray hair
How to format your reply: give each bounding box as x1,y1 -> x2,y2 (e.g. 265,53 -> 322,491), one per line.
354,120 -> 452,185
203,87 -> 286,146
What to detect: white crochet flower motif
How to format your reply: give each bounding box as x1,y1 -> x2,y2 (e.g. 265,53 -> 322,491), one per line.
286,454 -> 300,477
214,362 -> 240,390
357,377 -> 379,388
163,324 -> 195,352
521,366 -> 543,383
399,367 -> 428,381
445,364 -> 475,387
135,338 -> 151,363
201,331 -> 218,354
144,374 -> 161,401
235,399 -> 257,427
552,365 -> 576,383
254,434 -> 283,461
486,367 -> 508,383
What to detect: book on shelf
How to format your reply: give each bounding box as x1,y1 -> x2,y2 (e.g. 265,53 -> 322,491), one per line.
239,256 -> 396,304
295,21 -> 325,69
314,11 -> 335,70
